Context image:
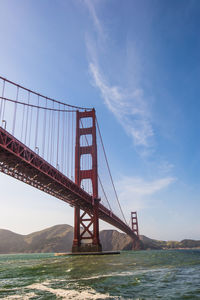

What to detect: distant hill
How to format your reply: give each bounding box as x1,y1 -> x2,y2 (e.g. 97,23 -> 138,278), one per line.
0,224 -> 74,254
0,225 -> 199,254
139,235 -> 200,250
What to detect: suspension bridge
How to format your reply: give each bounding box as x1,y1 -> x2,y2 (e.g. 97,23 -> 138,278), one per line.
0,76 -> 140,252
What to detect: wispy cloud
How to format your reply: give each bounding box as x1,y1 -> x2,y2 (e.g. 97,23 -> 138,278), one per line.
84,1 -> 154,149
84,0 -> 105,39
90,62 -> 153,147
117,176 -> 176,211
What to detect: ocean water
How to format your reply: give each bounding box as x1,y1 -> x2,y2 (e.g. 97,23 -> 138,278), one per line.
0,250 -> 200,299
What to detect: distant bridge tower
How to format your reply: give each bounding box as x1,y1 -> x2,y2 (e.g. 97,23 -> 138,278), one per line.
72,109 -> 102,252
131,211 -> 140,250
131,211 -> 139,236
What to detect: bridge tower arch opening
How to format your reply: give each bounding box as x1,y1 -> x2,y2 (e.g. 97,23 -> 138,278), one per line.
72,109 -> 102,252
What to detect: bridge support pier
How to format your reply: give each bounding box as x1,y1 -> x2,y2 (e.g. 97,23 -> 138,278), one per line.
132,238 -> 141,250
72,199 -> 102,253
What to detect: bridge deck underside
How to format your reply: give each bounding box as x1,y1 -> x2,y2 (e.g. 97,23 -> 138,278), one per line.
0,127 -> 137,240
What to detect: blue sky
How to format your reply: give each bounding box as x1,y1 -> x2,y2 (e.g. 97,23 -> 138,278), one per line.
0,0 -> 200,240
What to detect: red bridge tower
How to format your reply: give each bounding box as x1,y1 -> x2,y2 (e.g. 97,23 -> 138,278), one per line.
72,109 -> 102,252
131,211 -> 140,250
131,211 -> 139,236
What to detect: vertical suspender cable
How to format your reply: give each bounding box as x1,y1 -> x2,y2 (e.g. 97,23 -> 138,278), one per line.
42,97 -> 47,158
64,110 -> 67,176
98,176 -> 112,211
1,88 -> 6,125
35,95 -> 40,149
86,118 -> 88,192
0,80 -> 5,123
61,106 -> 65,173
80,120 -> 82,172
87,118 -> 89,193
47,103 -> 52,162
56,103 -> 60,168
67,110 -> 70,177
28,105 -> 33,147
71,111 -> 74,180
50,101 -> 55,165
24,92 -> 30,145
21,102 -> 26,142
12,86 -> 19,135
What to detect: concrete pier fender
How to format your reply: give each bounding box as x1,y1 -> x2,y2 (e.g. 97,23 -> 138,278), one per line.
55,251 -> 120,256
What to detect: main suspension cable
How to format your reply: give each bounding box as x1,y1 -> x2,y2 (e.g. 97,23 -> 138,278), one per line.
0,96 -> 76,112
96,118 -> 128,225
0,76 -> 91,110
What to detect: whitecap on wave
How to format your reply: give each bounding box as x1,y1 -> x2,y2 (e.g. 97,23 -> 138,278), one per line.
3,292 -> 36,299
26,282 -> 116,299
